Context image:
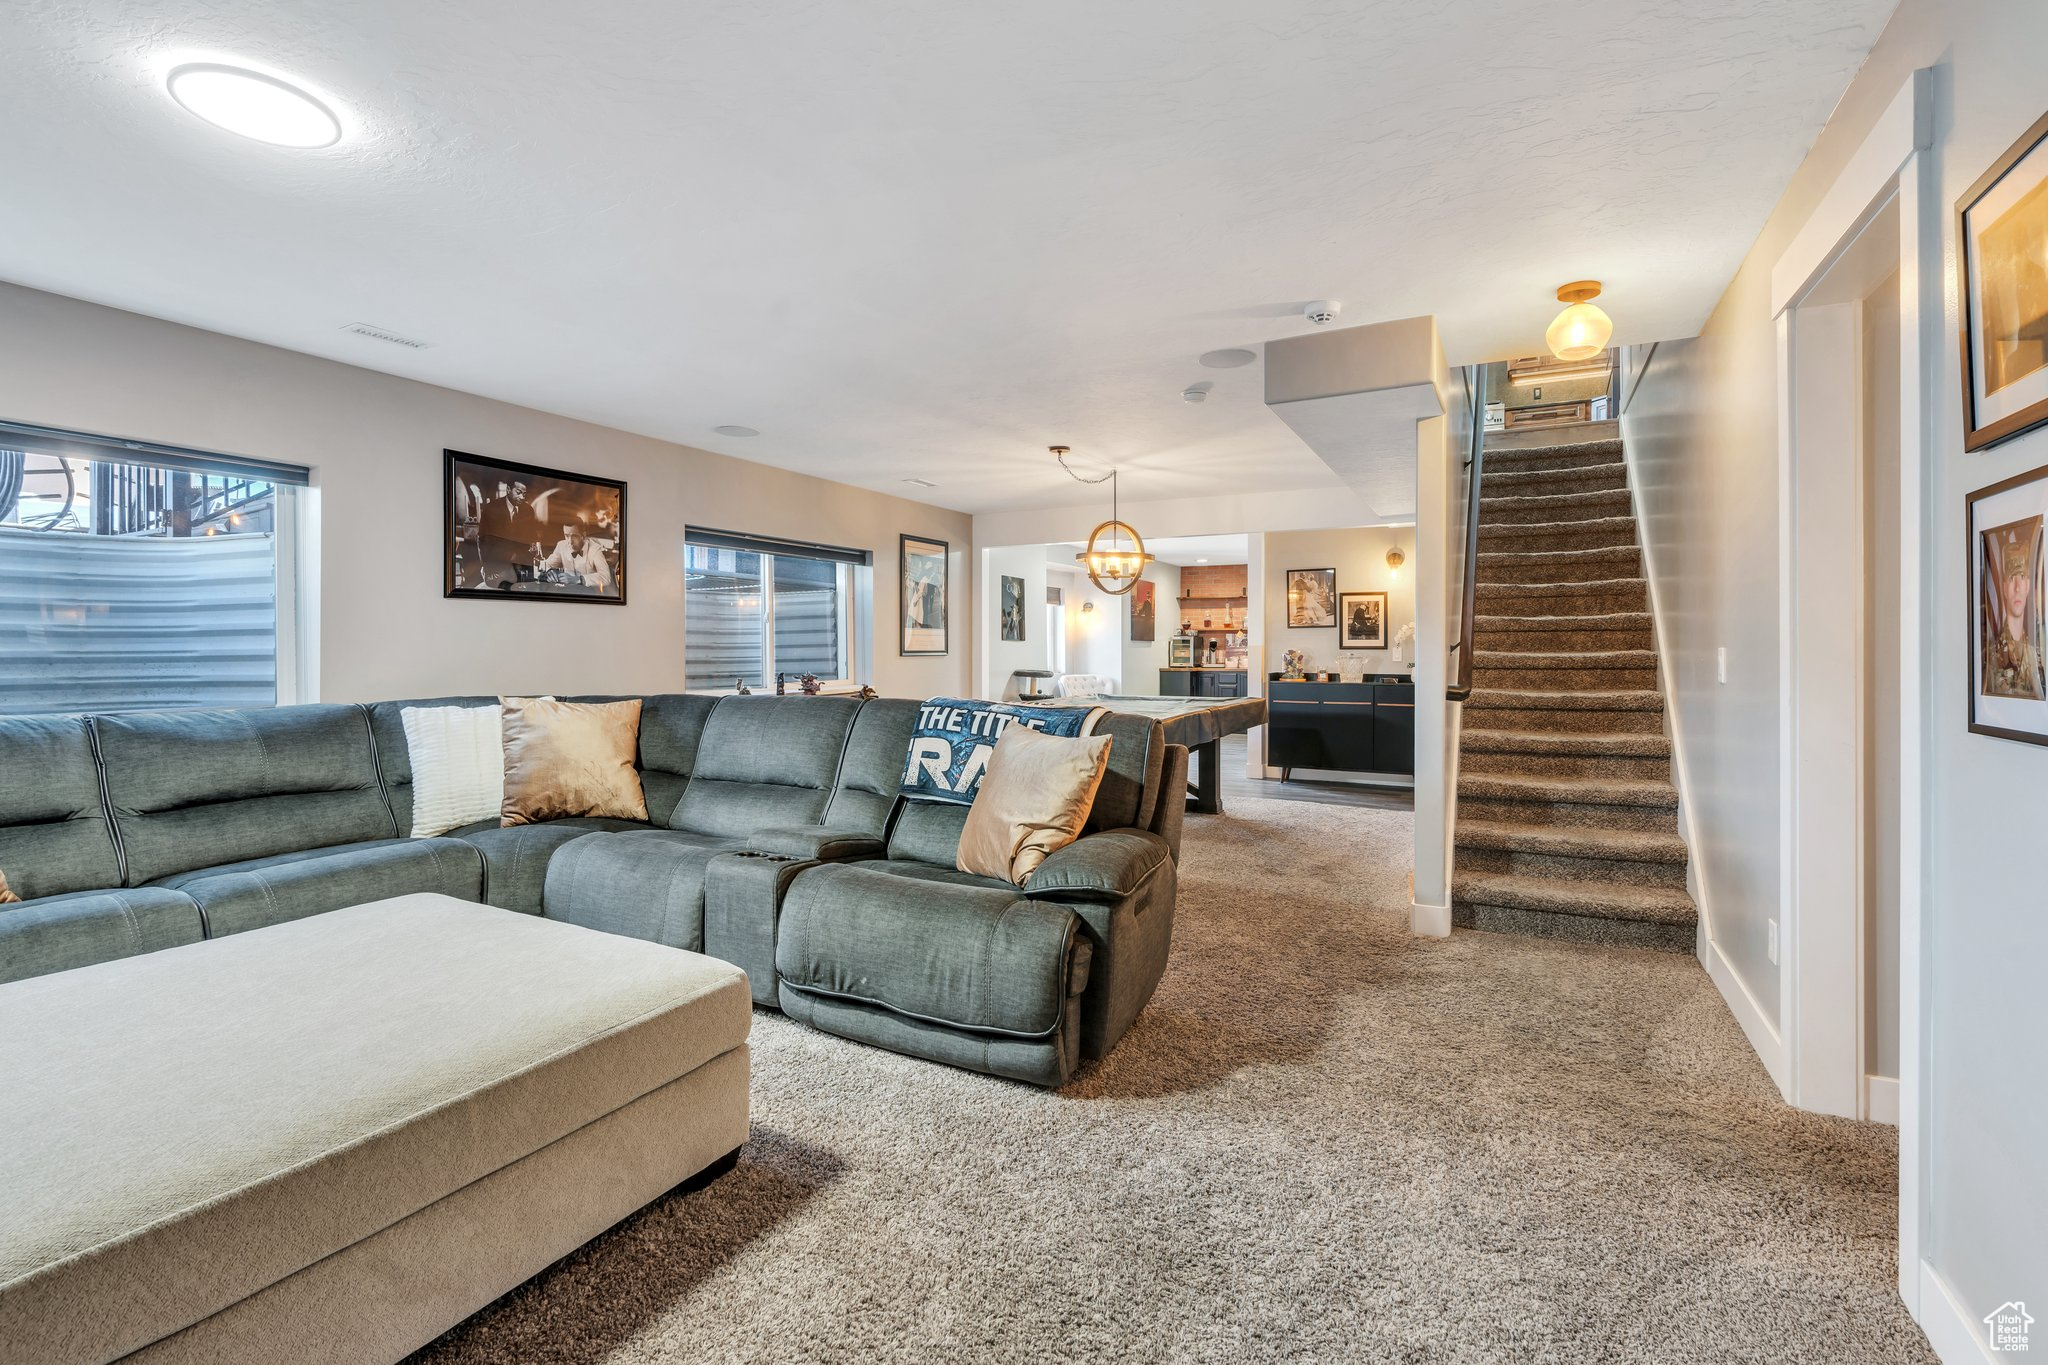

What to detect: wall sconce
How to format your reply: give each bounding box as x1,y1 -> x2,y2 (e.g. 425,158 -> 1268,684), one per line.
1081,601 -> 1095,613
1386,547 -> 1405,580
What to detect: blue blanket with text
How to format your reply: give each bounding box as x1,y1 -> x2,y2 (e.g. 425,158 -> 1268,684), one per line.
899,697 -> 1105,805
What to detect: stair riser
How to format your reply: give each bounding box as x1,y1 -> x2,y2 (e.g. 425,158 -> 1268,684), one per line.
1474,630 -> 1655,653
1476,585 -> 1648,615
1452,902 -> 1695,953
1479,553 -> 1642,586
1479,491 -> 1633,526
1482,467 -> 1628,497
1481,446 -> 1623,475
1458,750 -> 1672,780
1471,667 -> 1659,692
1454,796 -> 1680,834
1464,708 -> 1666,735
1453,846 -> 1690,889
1479,525 -> 1639,554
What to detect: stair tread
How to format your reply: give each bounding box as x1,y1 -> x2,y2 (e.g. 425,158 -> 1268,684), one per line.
1482,463 -> 1626,487
1455,818 -> 1689,863
1458,771 -> 1679,807
1465,688 -> 1666,711
1480,516 -> 1639,538
1475,612 -> 1652,631
1473,648 -> 1658,668
1477,577 -> 1647,594
1479,545 -> 1641,564
1452,870 -> 1697,925
1482,439 -> 1623,460
1480,487 -> 1630,509
1461,729 -> 1671,757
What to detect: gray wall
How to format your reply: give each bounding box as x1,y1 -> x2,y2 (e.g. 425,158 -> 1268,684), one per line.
0,282 -> 974,704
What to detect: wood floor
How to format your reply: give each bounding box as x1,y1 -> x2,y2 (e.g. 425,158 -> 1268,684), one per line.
1215,734 -> 1415,812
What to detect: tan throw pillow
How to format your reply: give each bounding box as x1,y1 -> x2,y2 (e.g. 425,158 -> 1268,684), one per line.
0,868 -> 18,904
956,724 -> 1112,885
499,696 -> 648,826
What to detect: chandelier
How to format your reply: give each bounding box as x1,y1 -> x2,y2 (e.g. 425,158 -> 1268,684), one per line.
1053,446 -> 1152,596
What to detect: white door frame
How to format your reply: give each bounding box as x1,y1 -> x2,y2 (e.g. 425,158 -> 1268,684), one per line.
1767,68 -> 1934,1308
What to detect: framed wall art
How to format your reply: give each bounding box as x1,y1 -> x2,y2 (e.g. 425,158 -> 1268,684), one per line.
900,534 -> 949,655
1340,591 -> 1389,649
1130,578 -> 1156,642
1000,574 -> 1026,642
444,450 -> 626,604
1286,568 -> 1336,628
1958,110 -> 2048,452
1967,461 -> 2048,744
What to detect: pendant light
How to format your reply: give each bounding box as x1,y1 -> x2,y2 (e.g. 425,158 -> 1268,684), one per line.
1545,281 -> 1613,362
1054,446 -> 1153,595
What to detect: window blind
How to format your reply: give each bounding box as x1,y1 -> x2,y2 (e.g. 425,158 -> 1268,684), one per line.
0,419 -> 311,486
683,526 -> 871,566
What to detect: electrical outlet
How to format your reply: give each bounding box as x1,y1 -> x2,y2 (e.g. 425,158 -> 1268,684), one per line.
1717,647 -> 1728,685
1767,918 -> 1779,965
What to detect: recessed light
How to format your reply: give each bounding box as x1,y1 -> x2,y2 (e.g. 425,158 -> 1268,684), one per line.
1198,348 -> 1257,369
167,63 -> 341,148
713,425 -> 759,438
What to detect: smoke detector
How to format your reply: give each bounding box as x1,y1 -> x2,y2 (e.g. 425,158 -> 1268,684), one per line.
1304,300 -> 1342,326
1182,382 -> 1214,403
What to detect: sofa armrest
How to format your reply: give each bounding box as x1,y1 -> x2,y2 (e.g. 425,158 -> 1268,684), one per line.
1022,828 -> 1172,901
746,826 -> 886,861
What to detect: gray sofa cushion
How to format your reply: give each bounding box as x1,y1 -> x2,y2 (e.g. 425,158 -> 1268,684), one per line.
365,694 -> 716,831
0,715 -> 125,899
450,817 -> 650,915
0,887 -> 205,985
669,696 -> 862,838
779,972 -> 1088,1088
542,828 -> 739,950
95,705 -> 396,885
777,863 -> 1084,1039
1023,828 -> 1173,901
825,698 -> 920,834
155,839 -> 483,938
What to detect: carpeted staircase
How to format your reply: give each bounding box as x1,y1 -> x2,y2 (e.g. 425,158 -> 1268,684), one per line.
1452,432 -> 1697,952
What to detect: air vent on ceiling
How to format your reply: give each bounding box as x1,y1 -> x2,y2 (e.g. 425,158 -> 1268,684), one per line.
338,322 -> 433,349
902,477 -> 937,488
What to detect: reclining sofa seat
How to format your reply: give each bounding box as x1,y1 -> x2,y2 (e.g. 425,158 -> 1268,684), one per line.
0,715 -> 206,984
771,701 -> 1186,1087
366,693 -> 716,914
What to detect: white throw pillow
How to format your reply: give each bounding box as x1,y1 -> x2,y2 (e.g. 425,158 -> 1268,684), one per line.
401,704 -> 508,838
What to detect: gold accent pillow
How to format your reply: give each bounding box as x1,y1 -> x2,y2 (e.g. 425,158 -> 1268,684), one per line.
0,868 -> 18,904
499,696 -> 648,826
956,724 -> 1112,885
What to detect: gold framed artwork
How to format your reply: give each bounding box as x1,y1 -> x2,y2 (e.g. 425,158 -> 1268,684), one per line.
1967,461 -> 2048,745
1958,110 -> 2048,452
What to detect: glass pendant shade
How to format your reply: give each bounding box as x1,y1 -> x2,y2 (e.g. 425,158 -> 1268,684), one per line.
1545,281 -> 1612,362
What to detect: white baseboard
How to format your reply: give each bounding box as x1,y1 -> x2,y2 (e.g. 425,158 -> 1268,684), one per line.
1410,899 -> 1451,938
1865,1074 -> 1900,1126
1917,1260 -> 1999,1364
1702,937 -> 1789,1098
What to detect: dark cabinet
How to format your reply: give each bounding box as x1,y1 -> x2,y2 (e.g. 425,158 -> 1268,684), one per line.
1267,678 -> 1415,780
1159,670 -> 1192,697
1159,670 -> 1245,698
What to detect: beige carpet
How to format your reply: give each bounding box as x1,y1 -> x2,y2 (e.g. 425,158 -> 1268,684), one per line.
410,798 -> 1933,1364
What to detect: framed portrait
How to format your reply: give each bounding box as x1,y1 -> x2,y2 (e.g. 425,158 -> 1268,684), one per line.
1958,110 -> 2048,452
1340,591 -> 1389,649
1130,578 -> 1156,642
1968,462 -> 2048,744
1286,568 -> 1337,628
444,450 -> 625,604
900,534 -> 949,655
1000,574 -> 1026,642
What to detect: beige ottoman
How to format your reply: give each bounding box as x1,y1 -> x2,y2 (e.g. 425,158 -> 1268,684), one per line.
0,894 -> 751,1365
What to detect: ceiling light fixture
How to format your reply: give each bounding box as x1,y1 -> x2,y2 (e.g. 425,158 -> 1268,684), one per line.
1054,446 -> 1153,596
1199,348 -> 1257,369
1545,281 -> 1613,362
166,63 -> 341,148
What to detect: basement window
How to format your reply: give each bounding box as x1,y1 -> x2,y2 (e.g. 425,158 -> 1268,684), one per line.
683,528 -> 871,692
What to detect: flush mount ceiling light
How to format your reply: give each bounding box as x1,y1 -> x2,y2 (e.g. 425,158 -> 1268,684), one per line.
166,63 -> 341,148
1054,446 -> 1153,596
713,425 -> 759,438
1198,348 -> 1257,369
1545,281 -> 1613,362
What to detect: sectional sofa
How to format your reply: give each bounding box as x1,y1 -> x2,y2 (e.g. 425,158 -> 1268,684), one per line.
0,693 -> 1187,1086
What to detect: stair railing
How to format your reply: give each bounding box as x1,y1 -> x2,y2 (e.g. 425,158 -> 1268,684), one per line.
1446,364 -> 1488,702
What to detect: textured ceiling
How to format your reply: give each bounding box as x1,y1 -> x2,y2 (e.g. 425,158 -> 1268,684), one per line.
0,0 -> 1895,512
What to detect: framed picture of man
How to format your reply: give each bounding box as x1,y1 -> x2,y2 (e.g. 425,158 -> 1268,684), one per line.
1286,568 -> 1337,628
1340,591 -> 1389,649
901,534 -> 949,655
1968,461 -> 2048,745
1958,110 -> 2048,451
444,450 -> 625,604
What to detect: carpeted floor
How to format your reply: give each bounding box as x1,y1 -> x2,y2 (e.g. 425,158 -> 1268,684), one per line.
410,798 -> 1934,1364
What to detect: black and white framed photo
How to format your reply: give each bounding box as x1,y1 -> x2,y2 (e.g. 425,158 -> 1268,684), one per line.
444,450 -> 626,604
1968,462 -> 2048,745
1958,110 -> 2048,452
900,534 -> 949,655
1340,591 -> 1389,648
1286,567 -> 1337,628
1000,574 -> 1026,642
